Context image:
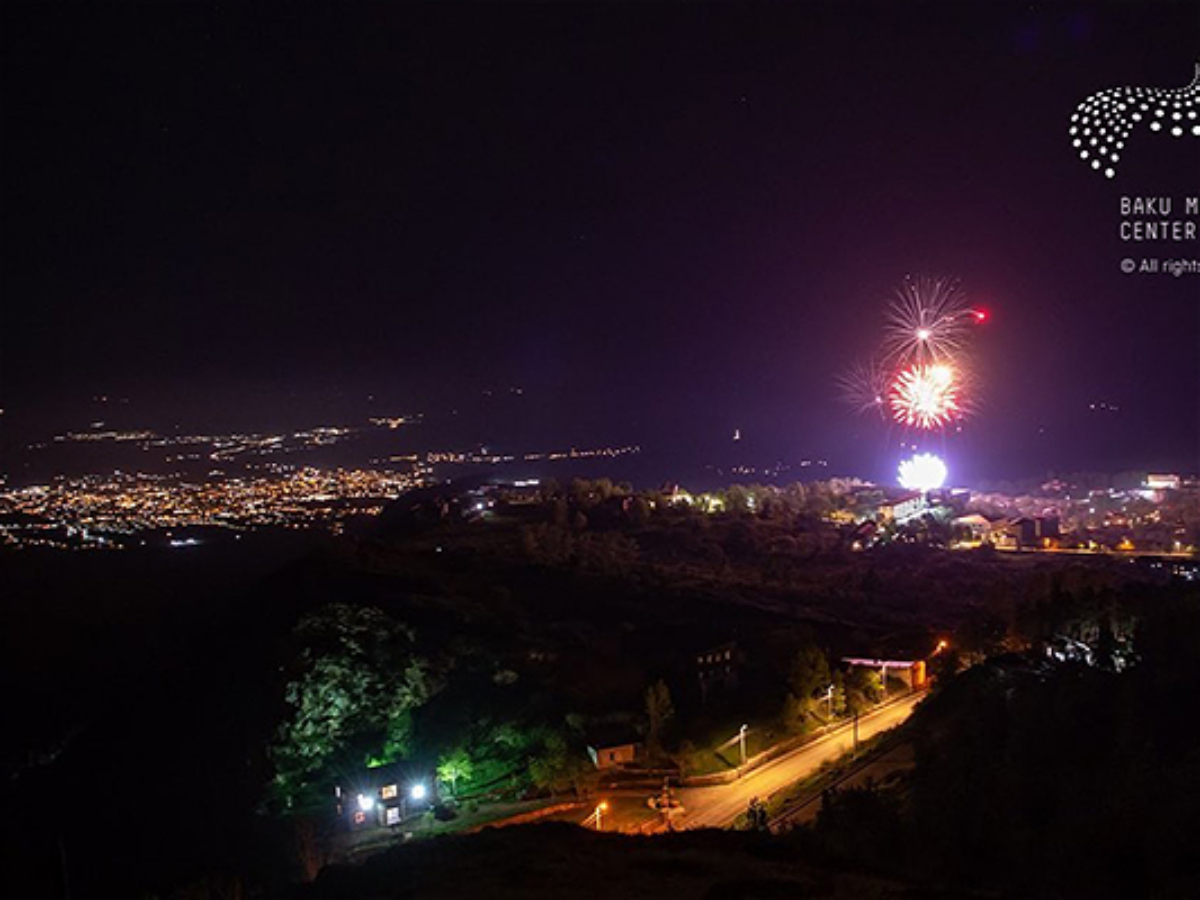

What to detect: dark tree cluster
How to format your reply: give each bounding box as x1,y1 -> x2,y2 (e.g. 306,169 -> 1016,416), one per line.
810,583 -> 1200,899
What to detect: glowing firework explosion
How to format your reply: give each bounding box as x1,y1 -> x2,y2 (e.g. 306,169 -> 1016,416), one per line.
898,452 -> 948,491
883,276 -> 978,365
837,360 -> 889,417
842,276 -> 986,432
889,363 -> 961,429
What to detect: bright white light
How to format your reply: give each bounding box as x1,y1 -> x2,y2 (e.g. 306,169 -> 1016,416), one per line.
357,793 -> 375,812
898,453 -> 948,492
410,783 -> 427,801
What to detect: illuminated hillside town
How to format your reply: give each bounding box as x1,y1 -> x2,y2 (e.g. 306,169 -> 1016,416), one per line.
3,425 -> 1194,567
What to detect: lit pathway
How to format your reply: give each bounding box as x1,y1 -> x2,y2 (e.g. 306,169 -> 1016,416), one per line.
675,693 -> 924,829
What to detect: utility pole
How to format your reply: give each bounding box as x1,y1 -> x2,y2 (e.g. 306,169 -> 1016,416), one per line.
59,833 -> 71,900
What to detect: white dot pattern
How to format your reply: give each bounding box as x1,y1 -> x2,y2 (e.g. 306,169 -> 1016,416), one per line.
1069,63 -> 1199,178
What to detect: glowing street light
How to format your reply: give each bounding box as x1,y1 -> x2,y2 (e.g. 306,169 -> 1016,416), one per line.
410,783 -> 428,802
357,793 -> 375,812
584,801 -> 609,830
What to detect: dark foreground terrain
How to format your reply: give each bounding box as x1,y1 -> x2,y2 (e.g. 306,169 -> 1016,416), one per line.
296,824 -> 939,900
3,481 -> 1198,898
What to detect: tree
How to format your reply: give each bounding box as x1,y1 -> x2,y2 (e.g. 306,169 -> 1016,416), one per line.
521,522 -> 573,565
725,485 -> 754,516
437,749 -> 475,797
845,667 -> 883,715
645,680 -> 675,754
576,532 -> 640,575
831,670 -> 848,717
789,642 -> 832,707
528,732 -> 591,797
628,495 -> 652,526
271,604 -> 432,811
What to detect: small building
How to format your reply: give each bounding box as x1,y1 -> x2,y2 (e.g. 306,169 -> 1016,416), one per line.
1145,474 -> 1181,491
586,724 -> 643,770
842,657 -> 927,690
1002,516 -> 1060,548
849,519 -> 878,549
952,514 -> 993,544
336,765 -> 431,831
588,741 -> 641,770
696,640 -> 741,704
1011,517 -> 1039,547
876,492 -> 926,525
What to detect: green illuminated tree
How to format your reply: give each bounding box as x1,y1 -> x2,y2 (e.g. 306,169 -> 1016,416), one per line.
437,749 -> 475,797
271,604 -> 432,811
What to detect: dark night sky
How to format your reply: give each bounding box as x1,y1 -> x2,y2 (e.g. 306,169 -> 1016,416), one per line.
2,3 -> 1198,482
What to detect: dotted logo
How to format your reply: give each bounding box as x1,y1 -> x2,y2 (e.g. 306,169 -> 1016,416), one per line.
1069,62 -> 1199,179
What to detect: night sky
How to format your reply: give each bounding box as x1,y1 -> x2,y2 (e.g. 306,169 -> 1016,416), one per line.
3,3 -> 1198,483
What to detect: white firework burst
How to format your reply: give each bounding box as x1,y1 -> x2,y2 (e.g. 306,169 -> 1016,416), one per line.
898,452 -> 948,492
881,276 -> 972,365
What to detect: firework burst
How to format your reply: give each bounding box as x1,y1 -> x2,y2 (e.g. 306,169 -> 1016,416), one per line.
888,362 -> 962,429
838,359 -> 889,418
840,275 -> 987,435
882,276 -> 973,365
898,452 -> 948,491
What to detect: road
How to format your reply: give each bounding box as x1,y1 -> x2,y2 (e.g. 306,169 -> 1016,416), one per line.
675,692 -> 923,829
772,740 -> 916,829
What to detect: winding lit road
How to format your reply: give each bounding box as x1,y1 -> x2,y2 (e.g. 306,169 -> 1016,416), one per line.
676,693 -> 924,829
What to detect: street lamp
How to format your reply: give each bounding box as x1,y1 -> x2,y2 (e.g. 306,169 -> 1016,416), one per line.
738,724 -> 748,768
410,783 -> 427,802
595,801 -> 608,831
